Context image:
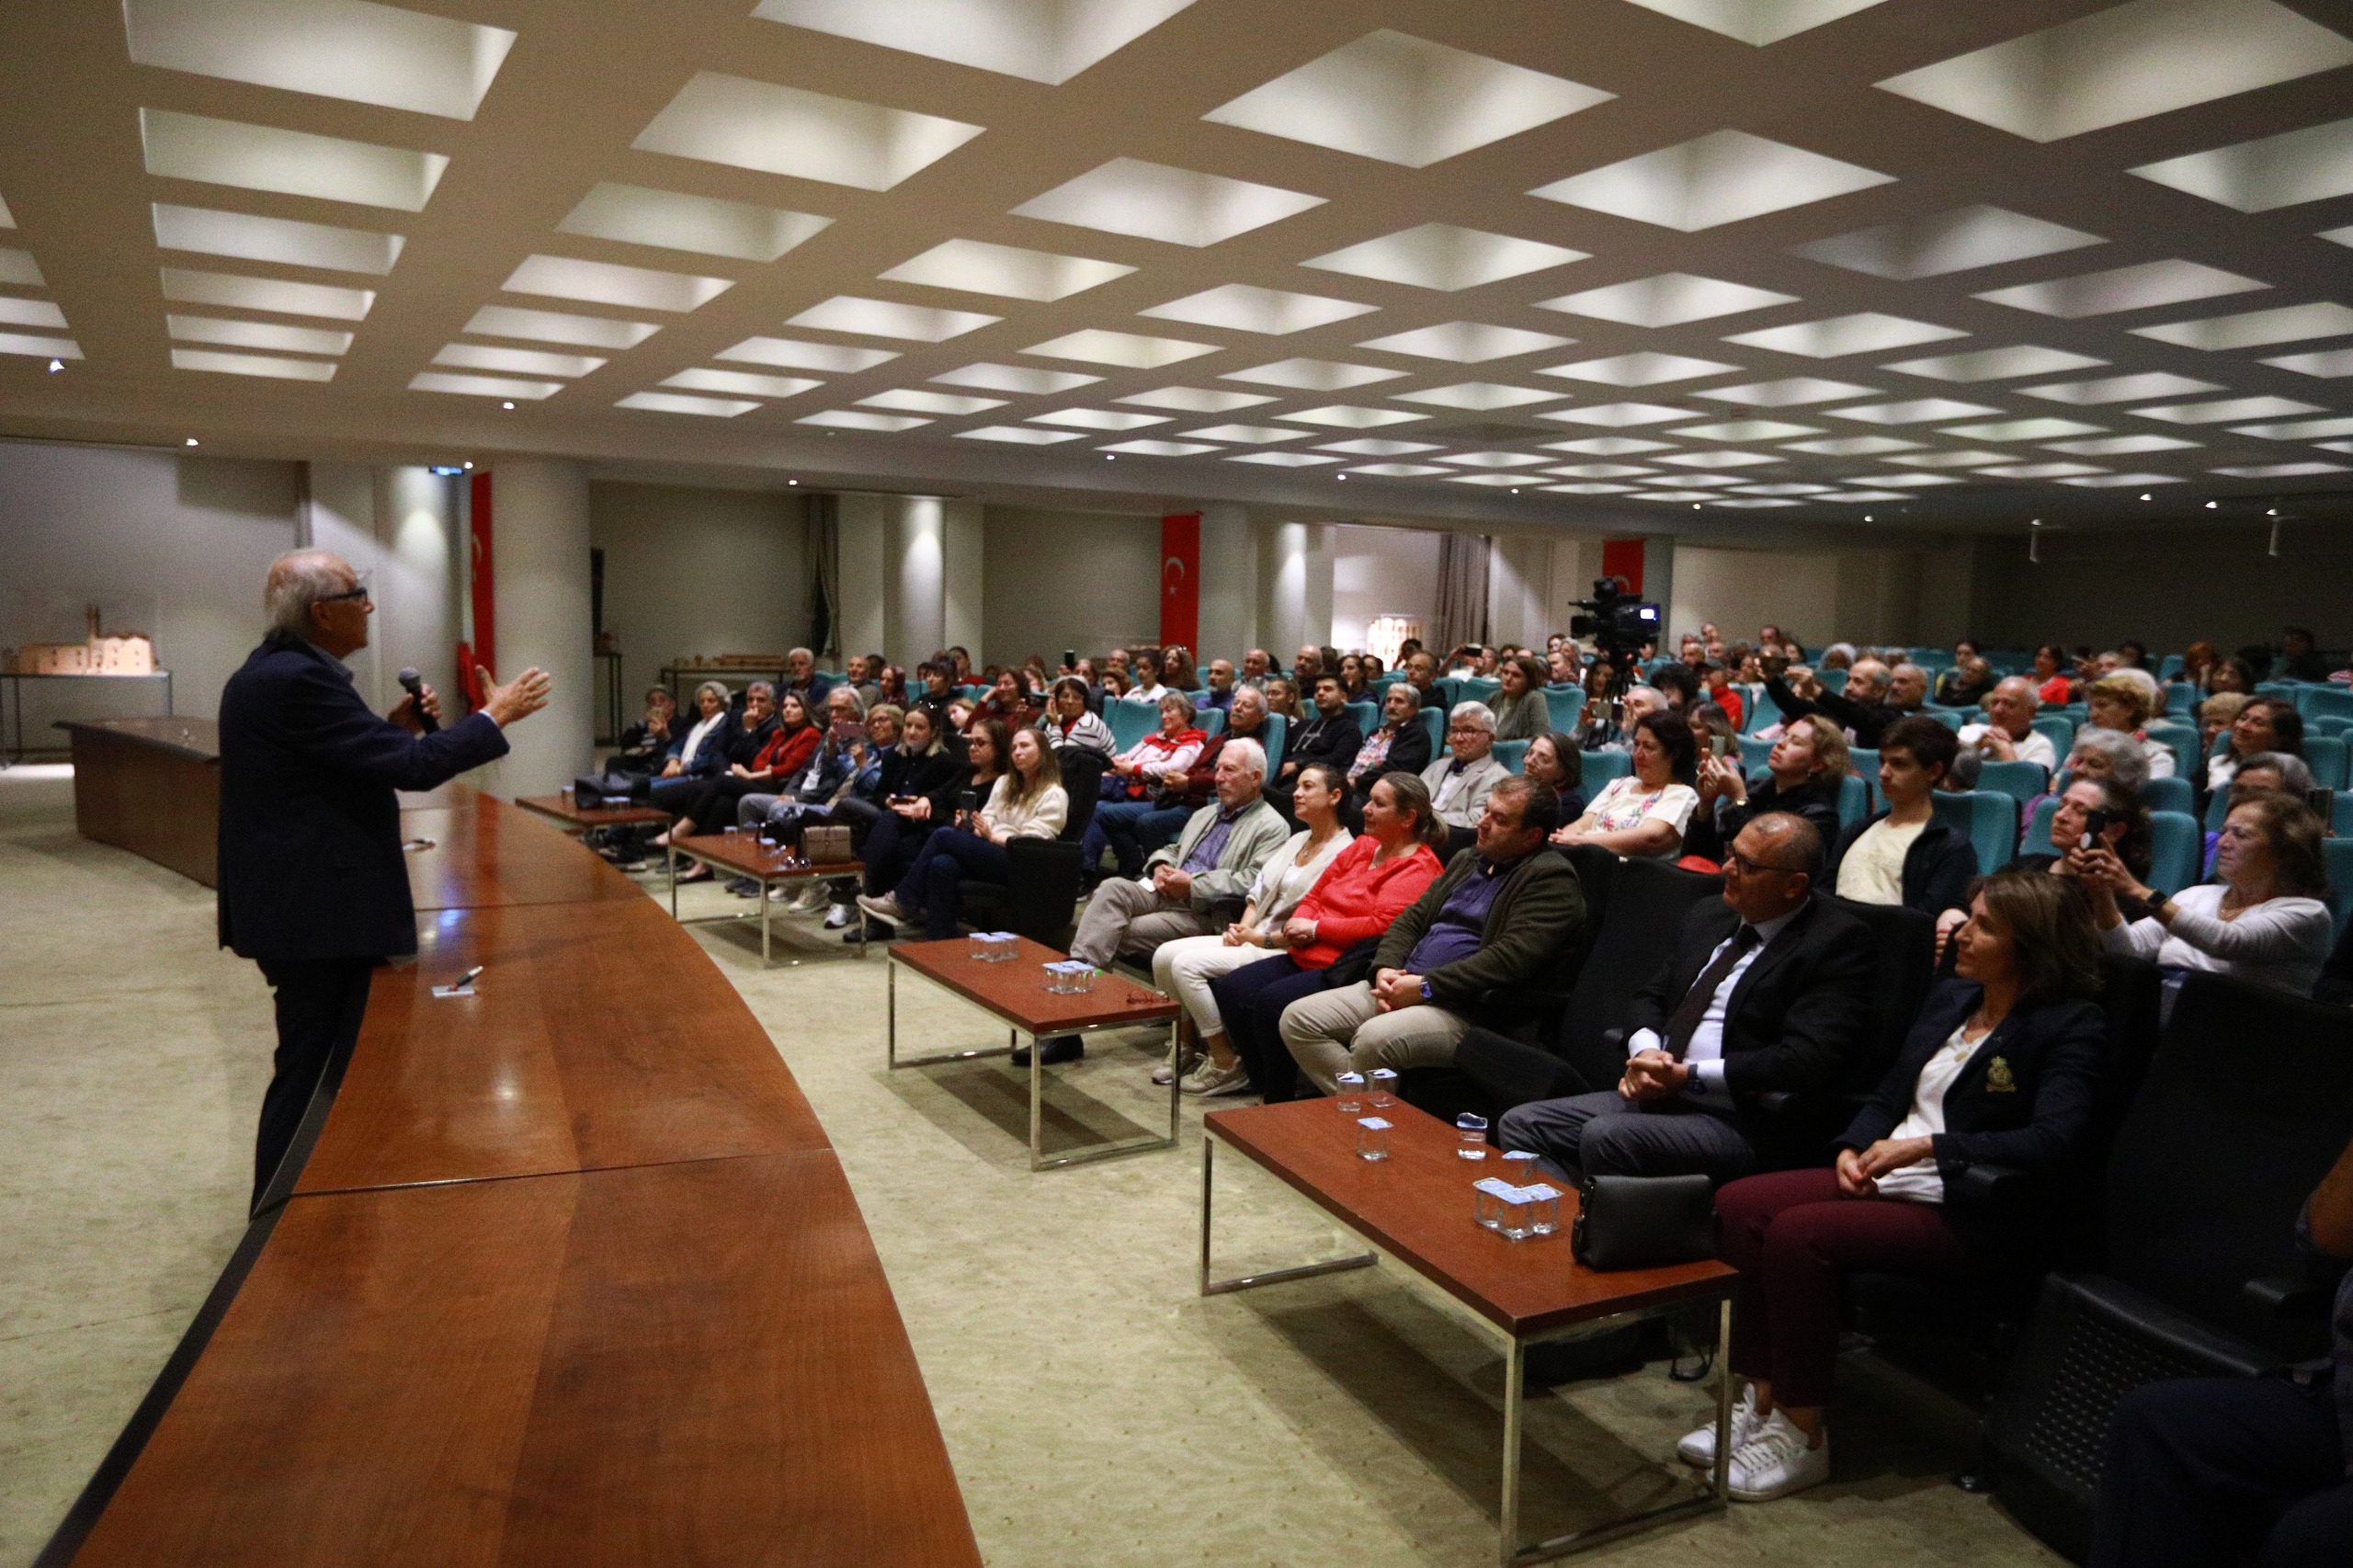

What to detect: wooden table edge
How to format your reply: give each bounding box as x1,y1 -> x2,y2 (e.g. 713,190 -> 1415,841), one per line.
889,941 -> 1179,1036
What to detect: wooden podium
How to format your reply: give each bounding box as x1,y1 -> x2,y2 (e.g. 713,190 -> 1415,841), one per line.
63,717 -> 220,887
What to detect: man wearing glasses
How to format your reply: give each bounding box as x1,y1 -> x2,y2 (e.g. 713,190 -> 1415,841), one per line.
219,550 -> 551,1213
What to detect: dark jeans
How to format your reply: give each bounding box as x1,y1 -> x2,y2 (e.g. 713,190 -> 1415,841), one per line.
1208,954 -> 1334,1102
645,772 -> 711,817
901,826 -> 1013,938
1084,800 -> 1187,880
1714,1167 -> 1973,1407
251,957 -> 375,1214
2094,1372 -> 2353,1568
670,775 -> 766,834
861,811 -> 936,897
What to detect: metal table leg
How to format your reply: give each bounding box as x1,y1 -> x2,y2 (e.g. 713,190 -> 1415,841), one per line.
1197,1132 -> 1377,1296
759,875 -> 771,966
667,844 -> 677,918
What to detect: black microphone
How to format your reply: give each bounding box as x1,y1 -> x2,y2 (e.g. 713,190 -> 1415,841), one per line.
397,667 -> 438,733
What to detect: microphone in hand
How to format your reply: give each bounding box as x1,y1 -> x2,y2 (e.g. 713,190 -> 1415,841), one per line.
397,667 -> 439,733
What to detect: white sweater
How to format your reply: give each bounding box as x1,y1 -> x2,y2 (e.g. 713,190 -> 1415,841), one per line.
979,777 -> 1068,841
2101,883 -> 2334,996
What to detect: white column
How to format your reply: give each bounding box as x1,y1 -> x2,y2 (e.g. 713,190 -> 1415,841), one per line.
374,466 -> 460,710
486,459 -> 592,797
1257,521 -> 1308,660
835,494 -> 886,662
1196,503 -> 1255,661
1302,523 -> 1335,649
1487,534 -> 1552,648
303,461 -> 385,707
889,497 -> 947,660
941,499 -> 983,659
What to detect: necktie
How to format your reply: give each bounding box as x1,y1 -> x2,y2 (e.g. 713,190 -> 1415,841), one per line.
1661,926 -> 1761,1060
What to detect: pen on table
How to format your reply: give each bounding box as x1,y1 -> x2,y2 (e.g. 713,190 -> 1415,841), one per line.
451,964 -> 484,991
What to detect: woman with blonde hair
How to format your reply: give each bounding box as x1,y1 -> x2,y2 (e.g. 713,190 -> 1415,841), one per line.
2083,674 -> 2174,779
863,723 -> 1067,940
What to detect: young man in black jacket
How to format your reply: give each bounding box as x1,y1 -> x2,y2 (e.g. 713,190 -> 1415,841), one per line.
1268,672 -> 1362,818
1826,716 -> 1978,919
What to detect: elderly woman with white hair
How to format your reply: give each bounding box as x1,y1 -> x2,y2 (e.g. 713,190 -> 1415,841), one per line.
1419,700 -> 1509,830
2083,674 -> 2176,779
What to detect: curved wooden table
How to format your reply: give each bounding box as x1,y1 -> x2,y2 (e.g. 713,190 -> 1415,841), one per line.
41,788 -> 980,1568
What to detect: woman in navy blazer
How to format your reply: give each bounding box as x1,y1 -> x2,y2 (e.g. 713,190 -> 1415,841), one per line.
1692,870 -> 2108,1503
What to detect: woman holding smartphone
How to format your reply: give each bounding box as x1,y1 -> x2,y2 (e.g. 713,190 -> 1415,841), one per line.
850,708 -> 978,937
862,723 -> 1067,939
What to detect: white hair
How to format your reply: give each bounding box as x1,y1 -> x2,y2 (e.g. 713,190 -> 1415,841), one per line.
1222,737 -> 1267,778
1449,699 -> 1496,733
263,549 -> 352,639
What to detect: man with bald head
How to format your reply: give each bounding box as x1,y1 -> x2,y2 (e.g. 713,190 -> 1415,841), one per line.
1959,676 -> 2059,772
220,550 -> 551,1211
1766,655 -> 1904,750
1496,812 -> 1874,1183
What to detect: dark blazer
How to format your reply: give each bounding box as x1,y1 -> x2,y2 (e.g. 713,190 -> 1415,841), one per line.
1765,672 -> 1902,750
1840,980 -> 2106,1250
1686,775 -> 1843,864
665,710 -> 737,776
1376,846 -> 1586,1017
1281,709 -> 1363,778
217,631 -> 509,962
1627,893 -> 1874,1118
1829,810 -> 1978,916
877,744 -> 963,819
1354,721 -> 1434,794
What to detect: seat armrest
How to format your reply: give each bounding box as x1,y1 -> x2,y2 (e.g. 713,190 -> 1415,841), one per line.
2245,1271 -> 2336,1322
1952,1162 -> 2029,1205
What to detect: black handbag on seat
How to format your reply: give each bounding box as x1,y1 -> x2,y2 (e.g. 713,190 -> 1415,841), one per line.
1571,1174 -> 1717,1271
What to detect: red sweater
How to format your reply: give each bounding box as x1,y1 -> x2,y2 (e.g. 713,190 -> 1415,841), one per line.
1289,837 -> 1444,969
752,724 -> 819,780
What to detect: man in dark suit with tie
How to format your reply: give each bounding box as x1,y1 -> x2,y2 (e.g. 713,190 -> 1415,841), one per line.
1497,812 -> 1872,1183
219,550 -> 551,1212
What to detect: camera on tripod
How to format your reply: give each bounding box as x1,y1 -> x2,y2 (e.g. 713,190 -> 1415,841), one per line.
1569,577 -> 1661,672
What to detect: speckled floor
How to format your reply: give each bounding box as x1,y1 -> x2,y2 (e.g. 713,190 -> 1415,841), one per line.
0,773 -> 2063,1566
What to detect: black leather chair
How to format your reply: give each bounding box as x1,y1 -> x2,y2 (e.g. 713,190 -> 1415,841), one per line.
958,750 -> 1105,945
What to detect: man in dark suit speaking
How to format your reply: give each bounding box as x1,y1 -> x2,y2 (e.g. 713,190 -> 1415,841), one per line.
219,549 -> 551,1211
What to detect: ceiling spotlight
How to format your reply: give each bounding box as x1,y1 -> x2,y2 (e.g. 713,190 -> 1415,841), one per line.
1691,503 -> 1701,510
2139,493 -> 2151,501
1510,487 -> 1521,494
2205,500 -> 2218,509
1864,514 -> 1874,522
1336,473 -> 1347,481
2030,517 -> 2042,526
501,401 -> 516,411
462,461 -> 473,471
2268,506 -> 2280,517
46,358 -> 63,373
787,478 -> 799,486
184,437 -> 199,447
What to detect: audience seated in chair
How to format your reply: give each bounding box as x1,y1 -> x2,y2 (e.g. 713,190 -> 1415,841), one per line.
780,647 -> 833,709
1086,687 -> 1265,882
606,686 -> 679,777
1960,677 -> 2059,773
1421,701 -> 1509,830
1041,676 -> 1116,760
1553,710 -> 1700,861
1490,653 -> 1551,743
1518,733 -> 1586,826
1346,682 -> 1436,811
1278,776 -> 1583,1095
1688,713 -> 1846,866
735,686 -> 871,909
1496,812 -> 1871,1185
853,710 -> 989,937
1199,658 -> 1237,711
1269,672 -> 1363,816
1829,716 -> 1976,918
859,724 -> 1067,943
2083,674 -> 2177,781
1700,871 -> 2108,1503
1768,656 -> 1905,750
2205,696 -> 2304,806
1943,775 -> 2155,961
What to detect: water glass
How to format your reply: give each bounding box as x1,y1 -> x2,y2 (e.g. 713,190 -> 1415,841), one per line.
1472,1176 -> 1515,1232
1334,1072 -> 1365,1116
968,933 -> 993,961
1042,960 -> 1073,994
1499,1149 -> 1540,1188
1367,1068 -> 1398,1109
1065,964 -> 1097,994
1523,1181 -> 1563,1236
1456,1113 -> 1489,1160
1496,1187 -> 1535,1242
723,824 -> 740,836
1355,1115 -> 1392,1162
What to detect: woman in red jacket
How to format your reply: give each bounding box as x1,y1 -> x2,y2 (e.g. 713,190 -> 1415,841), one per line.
1207,771 -> 1448,1102
661,691 -> 822,871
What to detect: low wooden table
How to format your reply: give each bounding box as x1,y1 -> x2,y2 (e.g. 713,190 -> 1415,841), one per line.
61,717 -> 220,885
1200,1099 -> 1737,1565
666,831 -> 866,965
515,791 -> 669,835
886,935 -> 1180,1171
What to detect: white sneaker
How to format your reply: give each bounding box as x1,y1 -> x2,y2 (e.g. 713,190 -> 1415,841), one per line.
824,903 -> 853,929
1726,1410 -> 1829,1503
787,882 -> 828,913
1677,1383 -> 1761,1468
1151,1043 -> 1206,1085
1183,1058 -> 1254,1097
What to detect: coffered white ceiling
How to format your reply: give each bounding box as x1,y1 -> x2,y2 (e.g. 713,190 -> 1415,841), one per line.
2,0 -> 2351,530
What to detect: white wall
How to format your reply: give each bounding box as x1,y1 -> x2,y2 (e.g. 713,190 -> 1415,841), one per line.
589,482 -> 808,696
487,459 -> 594,797
1331,523 -> 1441,653
979,505 -> 1159,665
305,462 -> 460,712
1670,540 -> 1972,652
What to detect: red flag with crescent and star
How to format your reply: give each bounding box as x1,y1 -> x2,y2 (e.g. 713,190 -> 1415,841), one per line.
1161,512 -> 1199,652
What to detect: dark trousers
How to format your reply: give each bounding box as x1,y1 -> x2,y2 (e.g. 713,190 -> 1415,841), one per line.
901,827 -> 1012,938
1209,955 -> 1332,1102
251,957 -> 375,1214
861,811 -> 935,897
2093,1372 -> 2353,1568
645,773 -> 710,817
671,775 -> 764,834
1084,801 -> 1187,880
1714,1167 -> 1973,1407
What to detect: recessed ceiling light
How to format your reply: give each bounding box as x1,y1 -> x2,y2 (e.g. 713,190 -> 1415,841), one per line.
859,389 -> 1006,415
1529,130 -> 1893,232
2130,114 -> 2353,210
1537,402 -> 1698,426
0,299 -> 71,332
719,336 -> 899,372
504,255 -> 731,312
1978,461 -> 2109,478
1940,417 -> 2106,440
139,108 -> 448,211
1438,451 -> 1549,468
1029,408 -> 1168,430
1357,323 -> 1572,363
1789,204 -> 2104,278
662,369 -> 823,398
751,0 -> 1199,84
1227,451 -> 1342,467
1548,462 -> 1658,478
1723,312 -> 1965,357
1621,0 -> 1891,46
171,347 -> 334,381
1391,382 -> 1563,410
1973,259 -> 2268,317
2264,347 -> 2353,378
408,371 -> 560,399
1782,435 -> 1924,455
798,409 -> 931,431
1221,358 -> 1405,391
1141,283 -> 1377,335
1695,378 -> 1877,406
2133,395 -> 2323,423
1851,472 -> 1965,486
1733,483 -> 1840,494
501,401 -> 514,410
1201,28 -> 1612,167
1100,438 -> 1224,457
615,391 -> 758,417
1349,462 -> 1452,476
1185,424 -> 1308,444
1114,385 -> 1270,412
1542,436 -> 1675,454
634,73 -> 983,190
2211,461 -> 2350,477
1886,450 -> 2007,468
956,425 -> 1086,444
1278,405 -> 1428,427
1883,346 -> 2106,381
2054,473 -> 2187,489
2132,302 -> 2353,350
462,305 -> 657,349
0,249 -> 46,287
1301,223 -> 1586,290
1318,438 -> 1442,455
880,238 -> 1133,301
152,203 -> 403,274
1541,482 -> 1639,494
1012,157 -> 1323,246
1669,419 -> 1821,440
1829,398 -> 2002,424
1540,352 -> 1741,385
934,362 -> 1104,394
2018,371 -> 2222,404
1654,449 -> 1783,468
1023,329 -> 1217,368
1538,272 -> 1795,327
1875,0 -> 2353,142
185,437 -> 199,446
124,0 -> 516,119
2229,415 -> 2353,438
433,343 -> 603,378
559,183 -> 831,263
787,296 -> 1000,341
2045,434 -> 2201,454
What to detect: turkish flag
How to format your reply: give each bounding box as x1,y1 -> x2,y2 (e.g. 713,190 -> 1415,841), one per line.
1161,512 -> 1200,652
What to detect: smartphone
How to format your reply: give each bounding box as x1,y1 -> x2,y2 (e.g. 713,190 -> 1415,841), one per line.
958,789 -> 979,814
1608,699 -> 1625,726
2081,807 -> 2111,842
829,717 -> 861,745
1709,733 -> 1731,758
1063,648 -> 1076,671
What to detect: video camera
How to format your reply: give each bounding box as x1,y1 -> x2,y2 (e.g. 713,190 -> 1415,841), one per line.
1569,577 -> 1661,672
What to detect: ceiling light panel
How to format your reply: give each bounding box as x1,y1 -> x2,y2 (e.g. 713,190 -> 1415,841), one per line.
139,109 -> 447,211
1782,435 -> 1922,453
1301,223 -> 1585,290
1222,358 -> 1404,390
0,300 -> 71,330
1201,29 -> 1613,167
2045,434 -> 2200,453
2267,348 -> 2353,378
0,250 -> 42,286
1544,276 -> 1797,332
163,267 -> 371,320
2134,395 -> 2322,422
1549,462 -> 1658,478
881,239 -> 1132,301
1541,352 -> 1742,385
1357,323 -> 1572,362
1544,436 -> 1675,454
2230,415 -> 2353,438
1029,407 -> 1167,429
1830,398 -> 2002,422
124,0 -> 515,119
788,296 -> 1000,340
1733,483 -> 1839,494
1824,490 -> 1913,501
1392,382 -> 1563,409
1723,312 -> 1965,357
1024,329 -> 1216,367
465,305 -> 658,348
1973,258 -> 2267,317
1448,473 -> 1532,486
1229,451 -> 1340,467
617,392 -> 756,417
1187,424 -> 1307,443
1655,450 -> 1782,468
1277,405 -> 1427,427
1351,462 -> 1452,476
937,362 -> 1102,393
409,370 -> 558,399
433,343 -> 603,377
2019,371 -> 2220,403
2130,115 -> 2353,211
858,389 -> 1006,415
1141,283 -> 1376,334
637,74 -> 983,193
1940,417 -> 2103,440
958,425 -> 1084,443
1621,0 -> 1892,46
1978,461 -> 2108,478
1696,378 -> 1876,405
2057,472 -> 2186,487
0,331 -> 81,360
175,347 -> 335,381
2132,302 -> 2353,350
1530,131 -> 1893,232
1540,402 -> 1698,426
1101,439 -> 1224,456
800,410 -> 930,431
152,204 -> 403,274
1439,451 -> 1549,468
1013,157 -> 1323,245
504,256 -> 731,312
1671,419 -> 1820,440
662,369 -> 822,398
559,184 -> 831,263
1790,205 -> 2103,278
1874,0 -> 2353,142
720,335 -> 899,371
2211,460 -> 2349,477
1882,346 -> 2105,381
751,0 -> 1198,85
1318,437 -> 1441,455
1543,482 -> 1638,494
1854,472 -> 1964,486
1115,385 -> 1268,411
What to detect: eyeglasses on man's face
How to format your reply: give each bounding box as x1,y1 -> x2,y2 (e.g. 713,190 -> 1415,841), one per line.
315,580 -> 371,606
